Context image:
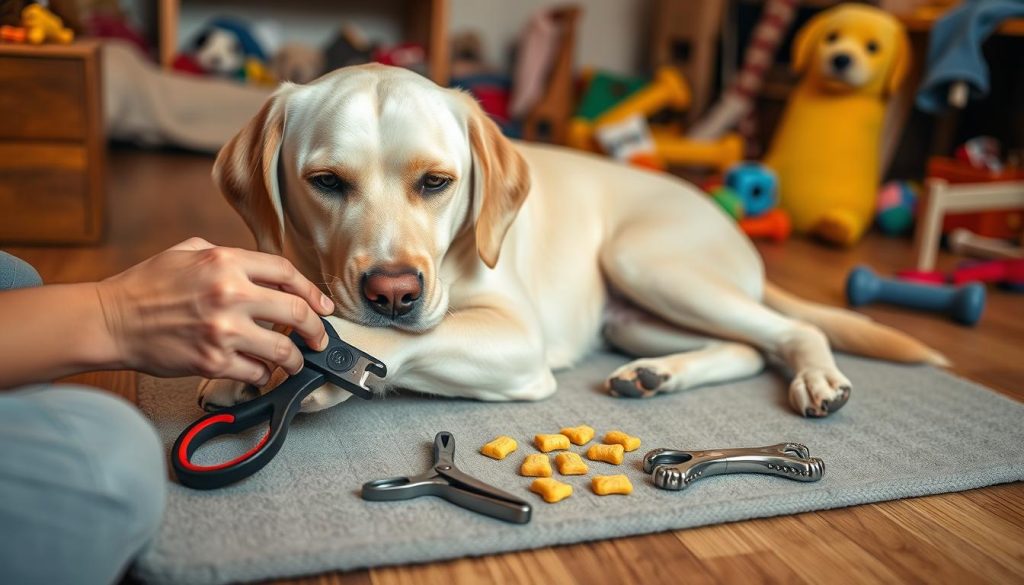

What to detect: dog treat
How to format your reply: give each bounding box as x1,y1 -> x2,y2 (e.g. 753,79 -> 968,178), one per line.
529,478 -> 573,503
559,424 -> 595,445
520,454 -> 552,477
534,433 -> 570,453
480,436 -> 518,460
586,443 -> 625,465
554,452 -> 589,475
603,430 -> 641,452
592,474 -> 633,496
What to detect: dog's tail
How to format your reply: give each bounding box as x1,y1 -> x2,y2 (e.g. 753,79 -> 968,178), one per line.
764,282 -> 950,367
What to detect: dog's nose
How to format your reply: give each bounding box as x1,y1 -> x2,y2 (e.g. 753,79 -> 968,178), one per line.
831,53 -> 852,72
362,268 -> 423,318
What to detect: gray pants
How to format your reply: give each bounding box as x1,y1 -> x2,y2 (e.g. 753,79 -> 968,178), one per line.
0,252 -> 166,585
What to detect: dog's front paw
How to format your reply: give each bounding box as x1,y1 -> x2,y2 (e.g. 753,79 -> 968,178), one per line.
606,360 -> 673,398
789,367 -> 851,417
196,378 -> 259,412
299,383 -> 354,412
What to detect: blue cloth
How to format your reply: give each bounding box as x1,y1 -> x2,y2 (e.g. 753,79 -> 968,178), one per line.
0,251 -> 43,289
0,253 -> 166,585
916,0 -> 1024,113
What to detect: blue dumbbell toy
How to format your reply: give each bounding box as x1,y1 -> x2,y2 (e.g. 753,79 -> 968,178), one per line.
846,265 -> 985,326
725,162 -> 777,218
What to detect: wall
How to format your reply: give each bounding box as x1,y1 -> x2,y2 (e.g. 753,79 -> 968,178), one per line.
123,0 -> 652,76
449,0 -> 652,75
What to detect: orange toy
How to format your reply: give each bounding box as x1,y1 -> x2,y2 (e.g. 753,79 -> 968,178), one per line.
22,4 -> 74,45
0,25 -> 27,43
739,209 -> 791,242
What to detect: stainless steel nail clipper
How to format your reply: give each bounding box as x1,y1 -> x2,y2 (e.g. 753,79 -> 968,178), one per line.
643,443 -> 825,491
362,431 -> 532,524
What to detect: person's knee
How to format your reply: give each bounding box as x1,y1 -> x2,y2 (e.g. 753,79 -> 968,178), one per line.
25,386 -> 166,542
0,251 -> 43,289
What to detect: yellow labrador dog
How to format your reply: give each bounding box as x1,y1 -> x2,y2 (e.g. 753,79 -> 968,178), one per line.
200,64 -> 944,417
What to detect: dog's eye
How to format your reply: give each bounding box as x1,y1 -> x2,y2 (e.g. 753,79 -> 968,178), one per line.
826,31 -> 839,44
310,173 -> 347,194
866,40 -> 879,54
421,174 -> 452,194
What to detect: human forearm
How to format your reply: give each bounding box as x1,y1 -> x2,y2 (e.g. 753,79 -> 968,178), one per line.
0,283 -> 122,389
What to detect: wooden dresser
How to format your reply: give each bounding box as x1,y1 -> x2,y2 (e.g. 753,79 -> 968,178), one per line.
0,40 -> 105,243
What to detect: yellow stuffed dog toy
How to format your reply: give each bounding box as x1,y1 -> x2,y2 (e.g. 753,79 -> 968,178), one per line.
765,5 -> 909,246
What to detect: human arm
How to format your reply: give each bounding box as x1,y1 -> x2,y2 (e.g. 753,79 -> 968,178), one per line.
0,238 -> 335,390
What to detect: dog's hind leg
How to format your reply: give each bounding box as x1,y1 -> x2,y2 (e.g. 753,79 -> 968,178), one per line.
600,226 -> 850,416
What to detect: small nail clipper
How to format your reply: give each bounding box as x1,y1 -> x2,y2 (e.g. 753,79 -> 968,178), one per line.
173,317 -> 386,490
643,443 -> 825,491
362,432 -> 532,524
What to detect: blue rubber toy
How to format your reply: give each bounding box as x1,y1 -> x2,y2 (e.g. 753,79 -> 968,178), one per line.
846,265 -> 985,326
725,162 -> 778,218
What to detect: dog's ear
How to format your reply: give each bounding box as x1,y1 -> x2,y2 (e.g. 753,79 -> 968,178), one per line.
883,27 -> 911,97
791,11 -> 832,74
465,98 -> 531,269
213,85 -> 294,254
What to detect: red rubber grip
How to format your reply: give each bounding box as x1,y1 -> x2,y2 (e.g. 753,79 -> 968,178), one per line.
176,413 -> 270,472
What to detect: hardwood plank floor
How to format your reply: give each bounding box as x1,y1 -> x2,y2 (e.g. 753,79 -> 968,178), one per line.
7,148 -> 1021,585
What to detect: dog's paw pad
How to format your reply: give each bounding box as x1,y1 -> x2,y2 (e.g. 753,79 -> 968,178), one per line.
606,364 -> 671,399
197,380 -> 258,412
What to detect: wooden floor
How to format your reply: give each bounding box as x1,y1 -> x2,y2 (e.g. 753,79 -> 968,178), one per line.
7,148 -> 1022,584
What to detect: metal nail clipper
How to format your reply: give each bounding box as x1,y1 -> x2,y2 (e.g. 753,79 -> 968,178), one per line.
362,431 -> 532,524
643,443 -> 825,491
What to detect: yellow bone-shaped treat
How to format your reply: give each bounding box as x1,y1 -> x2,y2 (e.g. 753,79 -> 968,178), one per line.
559,425 -> 595,445
530,478 -> 573,503
480,436 -> 518,460
603,430 -> 642,452
534,433 -> 570,452
586,443 -> 625,465
520,454 -> 552,477
555,452 -> 589,475
592,474 -> 633,496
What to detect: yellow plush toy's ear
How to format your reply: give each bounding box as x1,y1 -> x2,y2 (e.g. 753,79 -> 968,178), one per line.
791,10 -> 832,74
884,26 -> 911,97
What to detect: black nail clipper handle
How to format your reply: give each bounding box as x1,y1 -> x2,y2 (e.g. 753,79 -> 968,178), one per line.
171,369 -> 322,490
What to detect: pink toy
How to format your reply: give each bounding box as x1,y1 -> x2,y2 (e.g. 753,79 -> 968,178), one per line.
952,259 -> 1024,287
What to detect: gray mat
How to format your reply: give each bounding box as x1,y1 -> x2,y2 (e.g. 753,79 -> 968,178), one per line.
133,353 -> 1024,585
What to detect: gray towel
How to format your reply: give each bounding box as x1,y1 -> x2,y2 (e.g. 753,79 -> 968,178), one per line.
133,352 -> 1024,585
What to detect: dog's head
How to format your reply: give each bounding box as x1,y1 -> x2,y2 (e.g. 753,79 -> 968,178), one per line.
213,65 -> 530,332
791,5 -> 909,97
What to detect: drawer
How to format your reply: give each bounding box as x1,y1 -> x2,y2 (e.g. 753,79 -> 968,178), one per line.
0,56 -> 87,141
0,142 -> 98,242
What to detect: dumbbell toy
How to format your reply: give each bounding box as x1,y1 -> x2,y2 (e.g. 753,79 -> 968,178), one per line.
594,66 -> 691,127
725,163 -> 778,218
653,132 -> 744,173
740,209 -> 791,242
846,265 -> 985,326
948,228 -> 1024,260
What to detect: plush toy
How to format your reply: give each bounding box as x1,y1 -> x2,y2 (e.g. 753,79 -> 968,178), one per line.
764,5 -> 910,246
22,4 -> 74,44
178,18 -> 273,84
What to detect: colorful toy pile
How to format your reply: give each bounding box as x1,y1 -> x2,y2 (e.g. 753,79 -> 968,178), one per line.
568,67 -> 743,172
0,4 -> 74,45
706,163 -> 791,242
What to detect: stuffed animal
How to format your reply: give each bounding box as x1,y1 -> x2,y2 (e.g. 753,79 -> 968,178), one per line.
179,18 -> 272,84
22,4 -> 74,44
764,5 -> 910,246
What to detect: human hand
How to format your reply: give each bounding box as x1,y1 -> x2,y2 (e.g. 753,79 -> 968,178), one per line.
95,238 -> 334,385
